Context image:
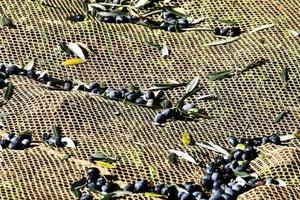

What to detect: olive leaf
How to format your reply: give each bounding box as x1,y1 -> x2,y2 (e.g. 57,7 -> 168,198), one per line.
76,42 -> 95,55
83,0 -> 89,16
161,99 -> 173,109
175,22 -> 181,33
208,69 -> 234,81
89,3 -> 107,11
239,57 -> 268,73
186,108 -> 213,119
204,36 -> 240,46
281,68 -> 289,83
96,161 -> 117,169
134,0 -> 151,8
67,42 -> 86,60
91,151 -> 116,162
103,191 -> 132,200
61,154 -> 71,161
62,58 -> 85,66
52,126 -> 62,138
71,178 -> 87,198
185,77 -> 199,94
61,137 -> 76,148
149,165 -> 159,180
182,132 -> 192,145
196,94 -> 218,100
166,7 -> 188,17
168,149 -> 198,165
59,43 -> 72,54
196,142 -> 230,156
176,86 -> 203,109
215,19 -> 237,26
250,24 -> 274,33
128,83 -> 137,92
173,185 -> 189,193
273,111 -> 287,124
234,171 -> 250,178
144,192 -> 165,198
288,30 -> 299,37
1,16 -> 15,28
161,43 -> 169,59
145,41 -> 162,49
188,17 -> 206,25
4,82 -> 14,101
143,9 -> 163,17
147,83 -> 184,91
24,59 -> 35,70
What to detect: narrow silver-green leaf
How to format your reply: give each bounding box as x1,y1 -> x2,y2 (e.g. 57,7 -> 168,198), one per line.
52,126 -> 62,137
204,36 -> 240,46
288,30 -> 299,37
208,69 -> 234,81
134,0 -> 150,8
166,7 -> 188,17
234,171 -> 250,178
161,43 -> 169,59
215,19 -> 237,25
281,68 -> 289,83
273,111 -> 287,124
5,82 -> 14,101
250,24 -> 274,33
24,59 -> 35,70
67,42 -> 86,60
168,149 -> 198,165
185,77 -> 199,94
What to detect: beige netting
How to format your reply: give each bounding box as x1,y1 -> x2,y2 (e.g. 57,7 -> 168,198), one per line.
0,0 -> 300,199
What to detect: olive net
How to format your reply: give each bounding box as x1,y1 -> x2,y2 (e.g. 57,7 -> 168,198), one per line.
0,0 -> 300,199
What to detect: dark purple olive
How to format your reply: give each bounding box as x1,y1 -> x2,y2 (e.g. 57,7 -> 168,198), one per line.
185,183 -> 197,193
67,14 -> 85,22
228,136 -> 238,147
161,108 -> 176,118
0,139 -> 10,148
124,183 -> 135,192
244,139 -> 254,146
27,69 -> 37,79
213,27 -> 221,35
87,182 -> 97,190
134,180 -> 148,193
213,180 -> 223,189
160,22 -> 169,30
231,183 -> 243,193
80,194 -> 93,200
228,26 -> 241,37
161,186 -> 170,195
163,11 -> 176,20
180,193 -> 194,200
270,134 -> 281,145
224,187 -> 235,196
261,136 -> 270,144
89,82 -> 100,90
154,113 -> 167,124
233,149 -> 244,160
101,16 -> 115,23
154,184 -> 165,194
192,191 -> 204,198
144,90 -> 155,100
220,27 -> 229,36
5,65 -> 19,75
178,18 -> 189,28
107,90 -> 122,99
115,15 -> 128,23
87,167 -> 100,180
135,97 -> 146,104
167,25 -> 176,32
0,79 -> 6,89
202,175 -> 213,188
101,183 -> 114,193
0,64 -> 6,72
221,193 -> 234,200
127,15 -> 139,22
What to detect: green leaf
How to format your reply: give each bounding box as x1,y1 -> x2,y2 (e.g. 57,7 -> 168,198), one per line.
240,57 -> 268,73
61,154 -> 71,160
175,22 -> 181,33
83,0 -> 89,16
185,77 -> 199,94
149,165 -> 159,180
208,69 -> 234,81
294,132 -> 300,139
70,178 -> 87,198
160,99 -> 173,109
96,161 -> 117,169
215,19 -> 237,25
134,0 -> 151,8
24,59 -> 35,70
147,83 -> 184,91
144,192 -> 165,198
96,11 -> 127,17
235,143 -> 246,151
52,126 -> 62,138
128,83 -> 137,92
4,82 -> 14,101
1,16 -> 15,28
166,7 -> 188,17
273,111 -> 287,124
234,171 -> 250,178
250,24 -> 274,33
203,36 -> 240,46
103,191 -> 132,200
281,68 -> 289,83
176,86 -> 203,109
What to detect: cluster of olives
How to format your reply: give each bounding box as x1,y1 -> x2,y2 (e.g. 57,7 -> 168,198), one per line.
0,133 -> 32,150
159,11 -> 190,32
213,26 -> 241,37
98,15 -> 140,24
154,103 -> 202,124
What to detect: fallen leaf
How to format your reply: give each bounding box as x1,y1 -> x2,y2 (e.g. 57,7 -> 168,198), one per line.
75,42 -> 95,55
168,149 -> 198,165
144,192 -> 165,198
182,132 -> 192,145
185,77 -> 199,94
203,36 -> 240,46
96,161 -> 117,169
288,30 -> 299,37
23,59 -> 35,70
161,43 -> 169,59
61,137 -> 76,148
134,0 -> 151,8
67,42 -> 86,60
62,58 -> 85,66
250,24 -> 274,33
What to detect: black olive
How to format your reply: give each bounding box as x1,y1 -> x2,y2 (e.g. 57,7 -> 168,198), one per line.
101,16 -> 115,23
224,187 -> 235,196
180,193 -> 194,200
107,90 -> 122,99
168,19 -> 177,25
231,183 -> 243,193
167,25 -> 176,32
211,172 -> 223,181
96,177 -> 106,188
233,149 -> 244,160
115,15 -> 128,23
64,82 -> 72,91
154,184 -> 165,194
87,182 -> 97,190
80,194 -> 93,200
46,81 -> 55,87
178,18 -> 189,28
67,14 -> 85,22
163,11 -> 176,20
269,134 -> 281,145
220,27 -> 229,36
202,175 -> 213,188
244,139 -> 254,146
0,139 -> 10,148
160,22 -> 169,31
0,79 -> 6,89
144,90 -> 155,100
221,193 -> 234,200
213,180 -> 223,189
134,180 -> 148,193
5,65 -> 19,75
185,183 -> 197,193
89,82 -> 100,90
160,186 -> 170,195
101,182 -> 114,193
146,99 -> 155,107
154,113 -> 167,124
135,97 -> 146,104
124,183 -> 135,192
261,136 -> 270,144
8,141 -> 21,149
213,27 -> 221,35
192,191 -> 204,198
161,108 -> 177,118
228,26 -> 241,37
21,139 -> 31,148
127,15 -> 139,22
242,151 -> 252,162
27,69 -> 37,79
87,167 -> 100,180
0,64 -> 6,72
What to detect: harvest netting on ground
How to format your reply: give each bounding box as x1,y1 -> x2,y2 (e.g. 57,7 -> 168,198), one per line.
0,0 -> 300,199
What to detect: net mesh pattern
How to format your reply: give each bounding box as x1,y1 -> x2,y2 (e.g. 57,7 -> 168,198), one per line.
0,0 -> 300,199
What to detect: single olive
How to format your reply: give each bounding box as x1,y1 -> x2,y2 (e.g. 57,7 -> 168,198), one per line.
80,194 -> 93,200
67,14 -> 85,22
154,113 -> 167,124
5,65 -> 19,75
124,183 -> 135,192
134,180 -> 148,193
213,27 -> 221,35
220,27 -> 229,36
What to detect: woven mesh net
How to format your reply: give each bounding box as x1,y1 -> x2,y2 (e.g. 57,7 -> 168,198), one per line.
0,0 -> 300,199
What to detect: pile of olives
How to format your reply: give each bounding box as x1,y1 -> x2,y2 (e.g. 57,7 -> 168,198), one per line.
213,26 -> 241,37
0,133 -> 32,150
98,15 -> 140,24
159,11 -> 190,32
